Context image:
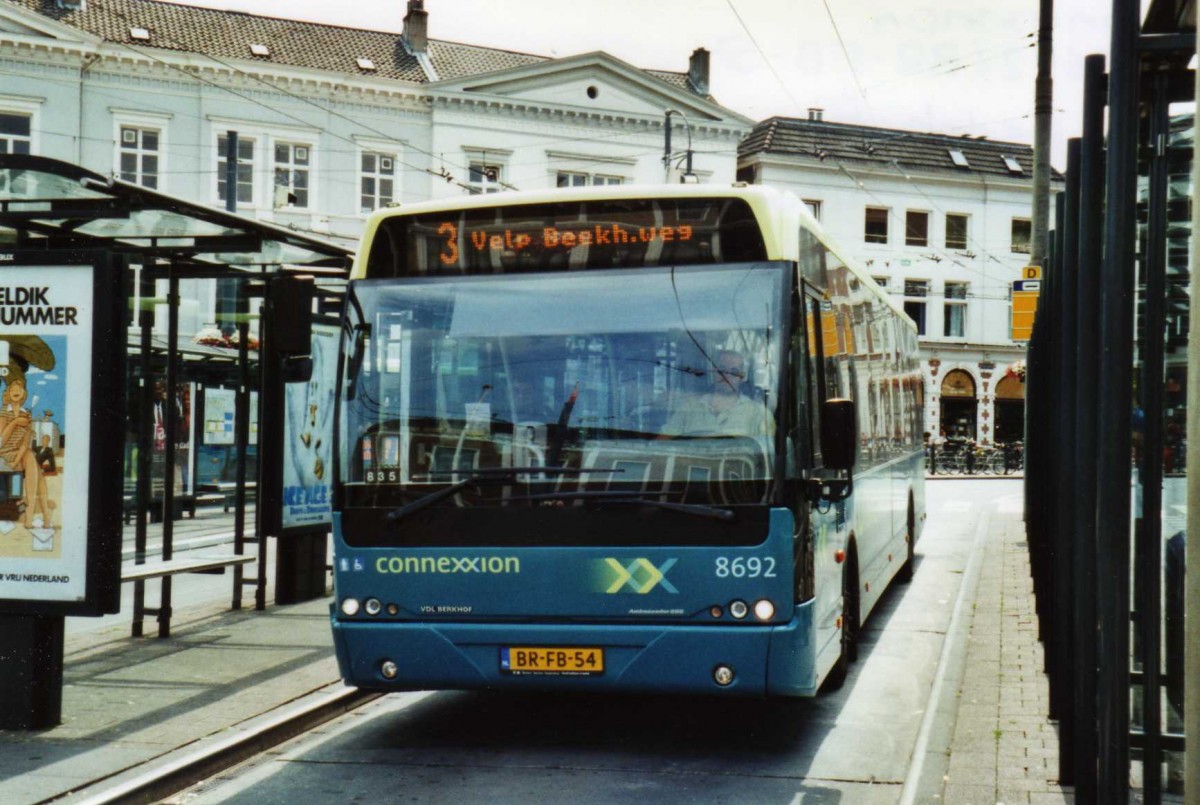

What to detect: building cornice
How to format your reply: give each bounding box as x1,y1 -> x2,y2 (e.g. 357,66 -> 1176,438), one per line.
429,92 -> 746,140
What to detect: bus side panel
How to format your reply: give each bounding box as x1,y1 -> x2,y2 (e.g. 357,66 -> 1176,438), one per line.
858,451 -> 924,621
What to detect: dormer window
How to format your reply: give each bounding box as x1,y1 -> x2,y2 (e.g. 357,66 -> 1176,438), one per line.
948,149 -> 969,168
1003,156 -> 1024,175
249,43 -> 270,57
356,57 -> 377,71
130,27 -> 150,41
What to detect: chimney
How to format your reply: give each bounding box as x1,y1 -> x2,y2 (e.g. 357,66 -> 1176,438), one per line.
688,48 -> 710,96
404,0 -> 428,54
808,107 -> 824,122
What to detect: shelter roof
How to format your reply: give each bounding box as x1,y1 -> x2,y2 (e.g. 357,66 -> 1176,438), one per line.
0,155 -> 353,276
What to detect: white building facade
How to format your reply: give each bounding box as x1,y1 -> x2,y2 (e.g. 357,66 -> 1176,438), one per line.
0,0 -> 750,330
739,114 -> 1053,445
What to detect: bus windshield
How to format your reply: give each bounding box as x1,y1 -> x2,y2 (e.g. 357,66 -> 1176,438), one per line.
339,262 -> 786,510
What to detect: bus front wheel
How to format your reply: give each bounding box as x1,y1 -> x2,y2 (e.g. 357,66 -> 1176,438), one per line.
823,558 -> 859,691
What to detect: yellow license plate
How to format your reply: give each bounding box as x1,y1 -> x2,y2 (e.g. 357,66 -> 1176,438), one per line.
501,646 -> 604,675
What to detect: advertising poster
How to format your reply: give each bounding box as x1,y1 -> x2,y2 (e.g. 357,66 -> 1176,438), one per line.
203,387 -> 236,446
281,326 -> 336,530
0,267 -> 94,603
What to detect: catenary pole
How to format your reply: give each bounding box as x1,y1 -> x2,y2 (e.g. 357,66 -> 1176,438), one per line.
1030,0 -> 1054,267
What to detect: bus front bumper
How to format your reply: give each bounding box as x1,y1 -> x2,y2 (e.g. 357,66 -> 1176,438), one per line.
330,599 -> 818,697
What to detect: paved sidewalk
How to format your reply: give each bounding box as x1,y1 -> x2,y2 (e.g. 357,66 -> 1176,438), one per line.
933,496 -> 1072,804
0,594 -> 340,804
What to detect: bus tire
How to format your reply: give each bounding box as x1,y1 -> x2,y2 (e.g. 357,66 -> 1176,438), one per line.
897,498 -> 916,583
823,555 -> 859,691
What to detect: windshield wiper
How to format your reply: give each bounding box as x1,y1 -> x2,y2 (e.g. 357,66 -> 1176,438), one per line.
387,467 -> 622,522
507,490 -> 735,522
546,382 -> 579,468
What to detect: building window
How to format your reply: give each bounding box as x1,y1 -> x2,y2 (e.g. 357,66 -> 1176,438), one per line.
865,207 -> 889,244
469,162 -> 503,194
803,199 -> 822,221
360,151 -> 396,213
946,213 -> 969,249
217,134 -> 255,205
904,279 -> 928,335
119,126 -> 160,189
944,281 -> 967,337
273,142 -> 310,208
872,275 -> 889,291
905,210 -> 929,247
1011,218 -> 1032,254
556,171 -> 622,187
0,112 -> 32,155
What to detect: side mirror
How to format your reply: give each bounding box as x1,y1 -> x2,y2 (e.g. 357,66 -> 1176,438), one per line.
821,397 -> 857,471
282,355 -> 313,383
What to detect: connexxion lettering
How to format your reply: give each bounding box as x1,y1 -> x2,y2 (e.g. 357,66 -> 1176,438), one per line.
376,555 -> 521,575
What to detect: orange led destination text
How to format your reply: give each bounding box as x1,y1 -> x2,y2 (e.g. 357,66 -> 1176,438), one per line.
436,221 -> 694,265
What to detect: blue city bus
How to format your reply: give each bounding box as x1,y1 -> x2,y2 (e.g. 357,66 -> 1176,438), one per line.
330,184 -> 925,696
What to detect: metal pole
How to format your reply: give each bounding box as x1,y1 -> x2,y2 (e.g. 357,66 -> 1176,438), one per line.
1030,0 -> 1054,267
133,268 -> 153,637
1136,70 -> 1170,802
662,112 -> 673,183
225,131 -> 238,214
159,269 -> 179,638
1072,53 -> 1107,802
1096,0 -> 1139,797
232,280 -> 250,611
1051,141 -> 1080,776
1185,29 -> 1200,802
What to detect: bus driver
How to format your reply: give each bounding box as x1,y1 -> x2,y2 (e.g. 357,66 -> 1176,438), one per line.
660,350 -> 774,438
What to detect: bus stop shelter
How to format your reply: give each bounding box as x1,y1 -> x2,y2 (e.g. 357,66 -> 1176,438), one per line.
0,154 -> 353,728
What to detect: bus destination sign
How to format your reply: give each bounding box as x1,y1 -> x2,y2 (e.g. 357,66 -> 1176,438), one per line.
434,221 -> 696,267
371,198 -> 769,275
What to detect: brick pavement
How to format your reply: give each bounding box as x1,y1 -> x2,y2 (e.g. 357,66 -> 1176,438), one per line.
937,500 -> 1073,805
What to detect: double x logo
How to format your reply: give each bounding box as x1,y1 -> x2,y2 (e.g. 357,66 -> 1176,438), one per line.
602,558 -> 679,594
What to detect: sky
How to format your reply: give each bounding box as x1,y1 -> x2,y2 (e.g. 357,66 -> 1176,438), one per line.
163,0 -> 1117,170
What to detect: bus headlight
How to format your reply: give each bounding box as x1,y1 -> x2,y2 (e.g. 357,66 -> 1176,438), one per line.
713,665 -> 735,686
754,599 -> 775,621
364,598 -> 382,616
729,600 -> 748,619
340,597 -> 361,616
381,660 -> 398,679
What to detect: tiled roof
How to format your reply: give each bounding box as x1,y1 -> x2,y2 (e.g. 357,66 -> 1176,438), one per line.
426,38 -> 545,81
4,0 -> 703,94
739,117 -> 1058,181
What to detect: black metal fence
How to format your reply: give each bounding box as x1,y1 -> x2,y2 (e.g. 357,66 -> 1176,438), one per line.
1025,1 -> 1192,800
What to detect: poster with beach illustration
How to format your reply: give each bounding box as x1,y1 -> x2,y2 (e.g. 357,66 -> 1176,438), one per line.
0,266 -> 93,603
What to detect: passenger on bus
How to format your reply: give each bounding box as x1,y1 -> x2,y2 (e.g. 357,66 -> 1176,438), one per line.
660,350 -> 774,438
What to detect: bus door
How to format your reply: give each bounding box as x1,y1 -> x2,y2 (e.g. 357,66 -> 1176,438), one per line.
798,288 -> 847,641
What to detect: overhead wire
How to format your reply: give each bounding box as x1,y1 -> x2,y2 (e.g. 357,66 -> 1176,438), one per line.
723,0 -> 806,110
820,0 -> 867,104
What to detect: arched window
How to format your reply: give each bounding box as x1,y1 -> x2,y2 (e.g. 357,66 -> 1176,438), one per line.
941,369 -> 976,398
996,375 -> 1025,401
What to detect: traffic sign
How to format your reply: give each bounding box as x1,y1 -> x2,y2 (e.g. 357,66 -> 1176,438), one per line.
1012,277 -> 1040,341
1021,265 -> 1043,280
